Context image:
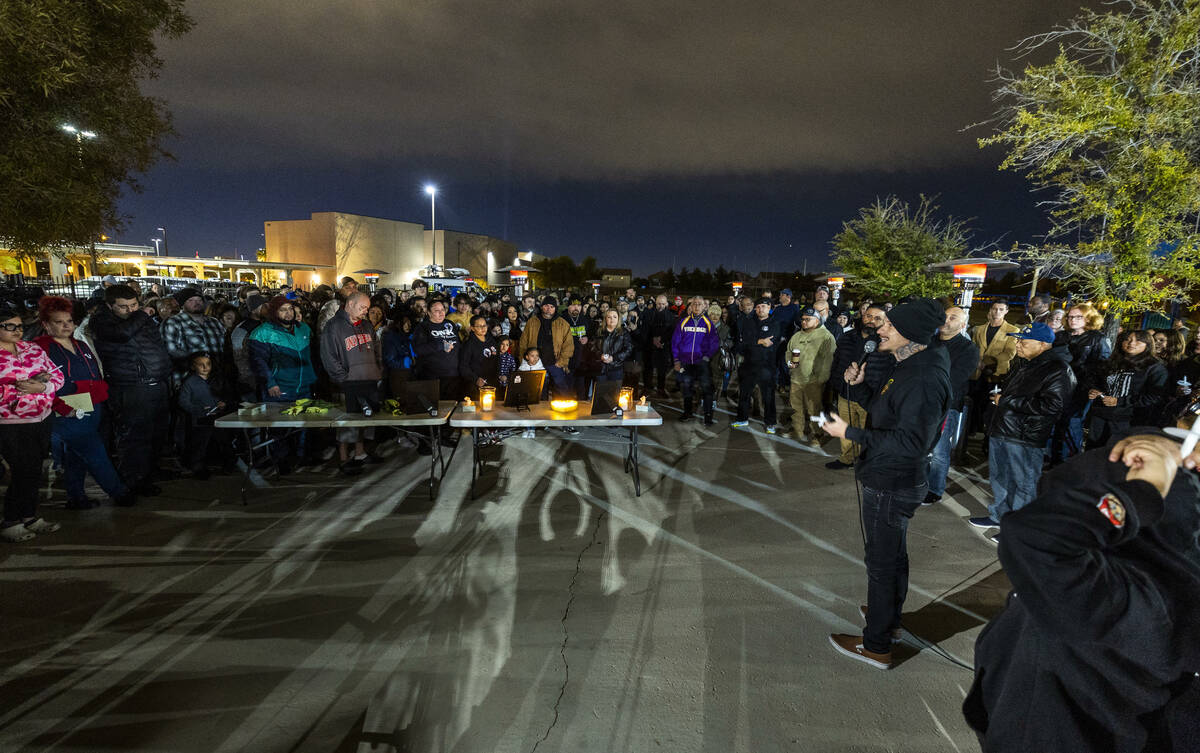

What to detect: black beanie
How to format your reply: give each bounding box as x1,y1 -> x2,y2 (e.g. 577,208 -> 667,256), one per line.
885,298 -> 943,346
174,286 -> 203,306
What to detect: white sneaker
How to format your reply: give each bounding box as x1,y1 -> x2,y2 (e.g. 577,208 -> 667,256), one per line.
523,428 -> 536,438
320,446 -> 337,461
24,518 -> 60,534
1,524 -> 35,543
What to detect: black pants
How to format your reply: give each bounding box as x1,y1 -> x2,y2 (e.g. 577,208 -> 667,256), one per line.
736,364 -> 776,424
0,418 -> 51,524
644,347 -> 670,391
678,362 -> 714,413
860,483 -> 924,654
108,381 -> 169,488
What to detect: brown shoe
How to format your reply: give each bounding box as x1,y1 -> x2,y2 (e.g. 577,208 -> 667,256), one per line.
829,633 -> 892,670
859,605 -> 902,642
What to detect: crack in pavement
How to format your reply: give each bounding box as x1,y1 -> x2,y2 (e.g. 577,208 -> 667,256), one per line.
531,510 -> 607,753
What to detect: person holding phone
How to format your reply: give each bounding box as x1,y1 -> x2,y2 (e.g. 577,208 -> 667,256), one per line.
0,302 -> 65,543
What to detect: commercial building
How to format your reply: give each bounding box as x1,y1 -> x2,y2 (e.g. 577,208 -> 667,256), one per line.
264,211 -> 531,290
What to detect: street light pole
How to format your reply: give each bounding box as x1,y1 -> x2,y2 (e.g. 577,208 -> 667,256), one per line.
157,226 -> 168,257
61,124 -> 100,273
424,185 -> 437,271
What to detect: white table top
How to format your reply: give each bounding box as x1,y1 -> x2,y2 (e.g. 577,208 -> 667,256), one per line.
215,401 -> 456,429
449,401 -> 662,428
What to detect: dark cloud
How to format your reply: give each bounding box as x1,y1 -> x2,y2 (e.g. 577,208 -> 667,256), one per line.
151,0 -> 1091,177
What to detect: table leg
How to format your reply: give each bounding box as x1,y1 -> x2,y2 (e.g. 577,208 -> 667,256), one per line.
240,428 -> 253,505
428,426 -> 442,499
626,427 -> 642,496
470,427 -> 480,499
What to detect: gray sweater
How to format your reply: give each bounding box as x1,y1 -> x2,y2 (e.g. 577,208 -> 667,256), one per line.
320,309 -> 382,384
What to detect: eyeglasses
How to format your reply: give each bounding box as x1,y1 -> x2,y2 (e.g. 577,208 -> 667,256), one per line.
0,322 -> 21,332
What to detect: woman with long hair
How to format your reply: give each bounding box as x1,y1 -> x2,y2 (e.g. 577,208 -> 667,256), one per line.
592,309 -> 632,383
34,297 -> 134,510
0,302 -> 65,542
1083,329 -> 1167,449
500,304 -> 522,341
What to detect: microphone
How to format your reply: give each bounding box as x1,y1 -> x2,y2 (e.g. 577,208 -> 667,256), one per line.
857,339 -> 877,366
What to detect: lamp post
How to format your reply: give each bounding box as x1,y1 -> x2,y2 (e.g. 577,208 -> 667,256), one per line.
156,227 -> 169,257
424,185 -> 438,272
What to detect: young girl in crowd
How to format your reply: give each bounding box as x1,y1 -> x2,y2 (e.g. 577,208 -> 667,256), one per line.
497,337 -> 517,388
177,352 -> 233,479
518,347 -> 544,371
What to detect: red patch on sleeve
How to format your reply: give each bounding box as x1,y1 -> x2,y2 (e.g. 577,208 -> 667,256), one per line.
1096,494 -> 1126,529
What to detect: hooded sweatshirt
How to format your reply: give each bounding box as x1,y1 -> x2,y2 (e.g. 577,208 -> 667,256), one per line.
319,309 -> 381,384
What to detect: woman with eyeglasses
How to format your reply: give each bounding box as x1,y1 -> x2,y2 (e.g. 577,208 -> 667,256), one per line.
34,296 -> 135,510
0,302 -> 66,543
1051,303 -> 1112,463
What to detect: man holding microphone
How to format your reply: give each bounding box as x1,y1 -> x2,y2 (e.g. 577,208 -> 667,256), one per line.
822,298 -> 950,669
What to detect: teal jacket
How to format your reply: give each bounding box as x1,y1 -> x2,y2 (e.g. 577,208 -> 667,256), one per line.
247,321 -> 316,399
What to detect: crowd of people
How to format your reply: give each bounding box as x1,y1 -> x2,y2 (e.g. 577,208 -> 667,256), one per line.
1,274 -> 1197,545
1,272 -> 1198,749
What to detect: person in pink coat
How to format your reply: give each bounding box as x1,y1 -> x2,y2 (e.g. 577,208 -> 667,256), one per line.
0,303 -> 65,543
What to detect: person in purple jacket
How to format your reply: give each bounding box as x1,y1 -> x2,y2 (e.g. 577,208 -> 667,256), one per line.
671,296 -> 721,425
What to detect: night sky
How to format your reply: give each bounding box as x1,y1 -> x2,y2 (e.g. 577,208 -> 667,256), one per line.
117,0 -> 1097,275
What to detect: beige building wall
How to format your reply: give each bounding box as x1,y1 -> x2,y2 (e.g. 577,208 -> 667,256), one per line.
266,212 -> 428,289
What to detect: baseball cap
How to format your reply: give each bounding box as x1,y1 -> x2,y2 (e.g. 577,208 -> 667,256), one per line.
1007,322 -> 1056,344
781,288 -> 794,297
800,307 -> 819,318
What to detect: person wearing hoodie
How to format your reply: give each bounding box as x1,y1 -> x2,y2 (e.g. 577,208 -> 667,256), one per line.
969,322 -> 1076,529
320,291 -> 383,474
458,315 -> 500,397
670,296 -> 720,424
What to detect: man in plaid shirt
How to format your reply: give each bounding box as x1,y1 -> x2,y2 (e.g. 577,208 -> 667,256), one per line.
161,287 -> 227,383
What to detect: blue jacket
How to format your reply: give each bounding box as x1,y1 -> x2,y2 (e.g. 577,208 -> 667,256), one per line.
247,321 -> 316,400
382,329 -> 416,371
670,314 -> 720,365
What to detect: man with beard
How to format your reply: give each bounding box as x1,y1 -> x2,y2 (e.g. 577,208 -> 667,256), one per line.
823,298 -> 950,669
825,304 -> 886,470
248,296 -> 316,472
517,296 -> 573,397
561,297 -> 595,399
320,291 -> 383,474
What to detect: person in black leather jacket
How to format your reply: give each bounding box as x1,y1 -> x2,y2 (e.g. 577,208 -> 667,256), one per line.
87,284 -> 172,496
973,323 -> 1075,527
592,309 -> 632,383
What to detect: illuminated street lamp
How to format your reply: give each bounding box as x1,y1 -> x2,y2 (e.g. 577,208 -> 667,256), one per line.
424,185 -> 438,270
157,226 -> 169,257
62,124 -> 100,272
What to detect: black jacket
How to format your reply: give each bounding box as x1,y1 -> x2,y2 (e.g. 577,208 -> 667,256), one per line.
737,316 -> 781,368
591,326 -> 633,378
644,307 -> 676,350
1087,358 -> 1169,425
964,445 -> 1200,752
845,346 -> 951,490
988,344 -> 1076,447
1065,329 -> 1111,409
931,333 -> 981,410
411,319 -> 460,379
88,307 -> 171,386
828,329 -> 880,397
458,335 -> 499,387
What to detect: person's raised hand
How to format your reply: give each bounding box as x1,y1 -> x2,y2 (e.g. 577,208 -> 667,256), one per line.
1110,434 -> 1182,497
823,412 -> 849,439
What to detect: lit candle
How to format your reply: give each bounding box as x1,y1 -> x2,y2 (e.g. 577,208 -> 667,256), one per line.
618,387 -> 634,411
480,386 -> 496,411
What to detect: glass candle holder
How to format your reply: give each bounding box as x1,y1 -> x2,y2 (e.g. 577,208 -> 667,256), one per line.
618,387 -> 634,411
480,386 -> 496,411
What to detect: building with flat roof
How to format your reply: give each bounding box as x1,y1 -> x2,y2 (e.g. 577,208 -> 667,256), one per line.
265,211 -> 528,290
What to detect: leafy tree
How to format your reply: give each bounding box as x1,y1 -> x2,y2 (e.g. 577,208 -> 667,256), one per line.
0,0 -> 193,263
831,195 -> 967,300
978,0 -> 1200,314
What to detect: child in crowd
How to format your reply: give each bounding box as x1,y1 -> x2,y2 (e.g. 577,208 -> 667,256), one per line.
177,352 -> 234,479
518,347 -> 544,371
498,337 -> 517,387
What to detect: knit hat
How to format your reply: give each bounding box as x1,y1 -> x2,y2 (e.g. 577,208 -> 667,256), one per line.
266,295 -> 292,322
246,294 -> 267,313
174,286 -> 203,306
884,298 -> 943,346
541,296 -> 558,308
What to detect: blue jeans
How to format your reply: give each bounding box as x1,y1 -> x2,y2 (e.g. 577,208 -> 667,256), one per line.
987,438 -> 1043,522
926,409 -> 961,498
545,365 -> 571,398
861,484 -> 925,654
52,405 -> 129,502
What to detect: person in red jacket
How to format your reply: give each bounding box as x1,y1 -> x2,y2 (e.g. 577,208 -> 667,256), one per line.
34,296 -> 135,509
